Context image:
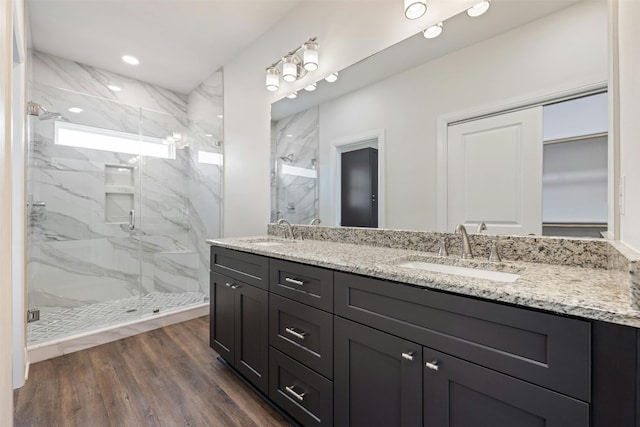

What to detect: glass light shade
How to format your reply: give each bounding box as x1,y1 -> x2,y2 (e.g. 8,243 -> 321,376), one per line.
467,0 -> 491,17
324,72 -> 338,83
303,42 -> 319,71
286,92 -> 298,99
404,0 -> 427,20
282,56 -> 298,83
304,83 -> 317,92
423,22 -> 443,39
266,67 -> 280,92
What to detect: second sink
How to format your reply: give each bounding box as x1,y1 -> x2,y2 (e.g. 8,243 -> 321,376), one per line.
397,260 -> 521,283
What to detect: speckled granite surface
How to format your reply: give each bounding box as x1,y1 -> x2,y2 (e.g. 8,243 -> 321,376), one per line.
267,224 -> 611,269
207,234 -> 640,328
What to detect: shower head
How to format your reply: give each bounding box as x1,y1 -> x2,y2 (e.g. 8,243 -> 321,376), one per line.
280,153 -> 295,163
27,102 -> 68,121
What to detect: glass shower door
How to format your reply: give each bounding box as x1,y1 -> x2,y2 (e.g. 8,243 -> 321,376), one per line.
26,84 -> 145,344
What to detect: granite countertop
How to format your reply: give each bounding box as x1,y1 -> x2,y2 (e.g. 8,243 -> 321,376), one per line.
206,236 -> 640,328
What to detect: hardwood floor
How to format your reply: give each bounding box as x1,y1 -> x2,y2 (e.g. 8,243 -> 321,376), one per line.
14,316 -> 291,427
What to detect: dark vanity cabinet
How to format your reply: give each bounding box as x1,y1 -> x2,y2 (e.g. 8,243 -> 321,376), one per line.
210,246 -> 639,427
210,247 -> 269,394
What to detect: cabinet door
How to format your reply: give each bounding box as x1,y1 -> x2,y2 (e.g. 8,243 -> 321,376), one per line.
334,317 -> 422,427
210,272 -> 236,363
423,347 -> 589,427
234,283 -> 269,394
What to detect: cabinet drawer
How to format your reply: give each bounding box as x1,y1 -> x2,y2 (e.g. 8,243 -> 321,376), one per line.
335,272 -> 591,402
270,294 -> 333,379
269,347 -> 333,427
270,259 -> 333,312
210,246 -> 268,290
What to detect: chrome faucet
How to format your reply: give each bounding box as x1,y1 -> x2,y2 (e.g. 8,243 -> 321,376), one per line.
455,224 -> 473,259
277,218 -> 295,240
476,222 -> 487,233
309,218 -> 321,226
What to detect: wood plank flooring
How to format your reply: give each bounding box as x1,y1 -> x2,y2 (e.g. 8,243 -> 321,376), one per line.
14,316 -> 291,427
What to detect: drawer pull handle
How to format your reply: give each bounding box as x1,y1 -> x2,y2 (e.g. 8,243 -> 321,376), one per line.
285,277 -> 305,286
231,284 -> 240,289
285,385 -> 306,402
401,352 -> 414,361
425,361 -> 439,371
285,327 -> 307,340
225,282 -> 234,288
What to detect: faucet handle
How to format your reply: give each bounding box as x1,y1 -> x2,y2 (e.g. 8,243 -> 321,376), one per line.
437,237 -> 448,257
488,241 -> 501,262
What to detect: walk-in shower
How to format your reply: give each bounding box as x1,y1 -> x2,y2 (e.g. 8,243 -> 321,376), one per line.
26,72 -> 223,346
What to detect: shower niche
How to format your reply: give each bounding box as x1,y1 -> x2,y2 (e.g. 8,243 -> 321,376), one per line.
104,164 -> 135,224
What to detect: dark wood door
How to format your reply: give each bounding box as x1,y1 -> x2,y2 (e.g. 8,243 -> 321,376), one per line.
341,147 -> 378,227
334,317 -> 422,427
423,347 -> 589,427
210,272 -> 236,364
234,283 -> 269,394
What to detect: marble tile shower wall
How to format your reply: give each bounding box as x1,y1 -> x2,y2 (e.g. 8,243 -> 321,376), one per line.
28,51 -> 222,315
271,107 -> 319,224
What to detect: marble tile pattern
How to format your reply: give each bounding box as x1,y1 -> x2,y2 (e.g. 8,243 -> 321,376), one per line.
27,52 -> 222,343
207,235 -> 640,328
271,107 -> 319,224
267,224 -> 611,269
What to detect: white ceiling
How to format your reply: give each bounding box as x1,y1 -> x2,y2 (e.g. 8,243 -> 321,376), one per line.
27,0 -> 304,94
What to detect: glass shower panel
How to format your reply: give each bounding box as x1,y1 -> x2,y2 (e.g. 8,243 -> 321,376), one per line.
26,83 -> 144,344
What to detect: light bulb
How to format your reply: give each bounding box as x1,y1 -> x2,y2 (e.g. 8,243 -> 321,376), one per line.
404,0 -> 427,20
467,0 -> 491,17
324,72 -> 338,83
303,41 -> 319,71
282,55 -> 298,83
266,67 -> 280,92
423,22 -> 443,39
304,83 -> 317,92
286,92 -> 298,99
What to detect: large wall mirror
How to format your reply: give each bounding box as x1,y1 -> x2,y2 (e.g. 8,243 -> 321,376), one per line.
270,0 -> 609,238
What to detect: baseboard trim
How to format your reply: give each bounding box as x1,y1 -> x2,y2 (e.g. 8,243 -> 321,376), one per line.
28,303 -> 210,363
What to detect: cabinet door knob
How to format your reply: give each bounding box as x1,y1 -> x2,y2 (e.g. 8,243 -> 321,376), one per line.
285,385 -> 306,402
425,360 -> 439,371
285,327 -> 307,340
401,352 -> 414,361
285,277 -> 305,286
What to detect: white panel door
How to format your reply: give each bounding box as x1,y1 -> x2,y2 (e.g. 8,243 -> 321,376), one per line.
447,107 -> 543,235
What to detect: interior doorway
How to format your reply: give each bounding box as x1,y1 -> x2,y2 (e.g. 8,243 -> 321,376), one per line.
341,147 -> 378,227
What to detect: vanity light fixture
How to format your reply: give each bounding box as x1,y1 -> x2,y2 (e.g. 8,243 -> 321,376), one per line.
423,22 -> 443,39
121,55 -> 139,65
404,0 -> 427,20
265,37 -> 319,92
325,72 -> 338,83
467,0 -> 491,17
304,83 -> 317,92
286,92 -> 298,99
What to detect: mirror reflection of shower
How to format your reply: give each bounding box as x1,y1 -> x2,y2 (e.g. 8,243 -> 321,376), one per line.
27,101 -> 68,121
280,153 -> 296,163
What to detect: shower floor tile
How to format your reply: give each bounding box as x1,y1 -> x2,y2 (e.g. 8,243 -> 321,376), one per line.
28,291 -> 208,345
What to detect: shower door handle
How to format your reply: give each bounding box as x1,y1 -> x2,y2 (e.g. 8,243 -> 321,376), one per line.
128,209 -> 135,231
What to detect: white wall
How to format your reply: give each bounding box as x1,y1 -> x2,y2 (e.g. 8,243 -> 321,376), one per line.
617,0 -> 640,251
222,0 -> 480,237
316,1 -> 607,230
1,0 -> 15,424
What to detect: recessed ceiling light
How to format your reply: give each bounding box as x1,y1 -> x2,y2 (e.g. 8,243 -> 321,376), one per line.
122,55 -> 140,65
205,133 -> 213,137
304,83 -> 317,92
404,0 -> 427,20
107,84 -> 121,92
423,22 -> 443,39
324,73 -> 338,83
286,92 -> 298,99
286,134 -> 294,138
217,114 -> 223,119
68,107 -> 83,113
467,0 -> 491,17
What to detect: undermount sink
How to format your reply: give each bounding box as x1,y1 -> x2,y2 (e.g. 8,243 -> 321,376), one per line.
397,260 -> 521,283
243,238 -> 297,247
